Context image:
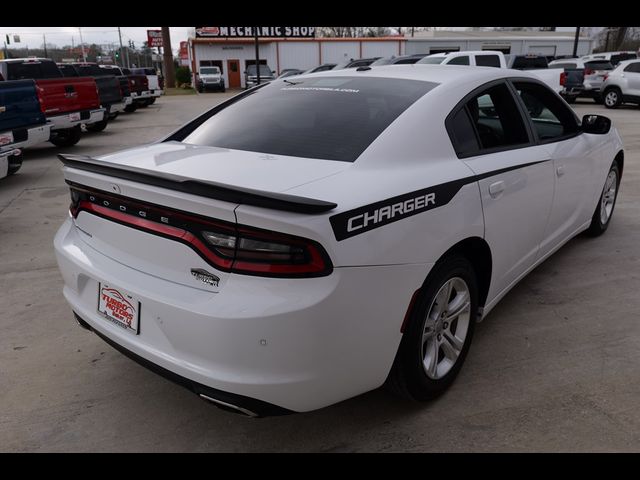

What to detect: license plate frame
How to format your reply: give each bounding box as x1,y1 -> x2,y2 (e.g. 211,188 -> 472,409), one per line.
97,283 -> 141,335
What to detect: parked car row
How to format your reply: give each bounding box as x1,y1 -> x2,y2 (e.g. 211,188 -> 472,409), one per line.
0,58 -> 163,179
549,51 -> 640,107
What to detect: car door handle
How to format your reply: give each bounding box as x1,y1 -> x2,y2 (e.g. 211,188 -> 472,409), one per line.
556,165 -> 565,177
489,181 -> 505,198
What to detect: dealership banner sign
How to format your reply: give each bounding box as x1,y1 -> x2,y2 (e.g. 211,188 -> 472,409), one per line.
195,27 -> 316,38
147,30 -> 163,47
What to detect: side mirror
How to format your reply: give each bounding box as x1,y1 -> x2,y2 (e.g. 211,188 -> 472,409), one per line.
581,114 -> 611,135
272,70 -> 276,74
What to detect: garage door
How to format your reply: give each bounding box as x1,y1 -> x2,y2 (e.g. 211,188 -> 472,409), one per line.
528,45 -> 557,56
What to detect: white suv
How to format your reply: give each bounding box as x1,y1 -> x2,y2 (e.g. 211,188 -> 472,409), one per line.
600,59 -> 640,108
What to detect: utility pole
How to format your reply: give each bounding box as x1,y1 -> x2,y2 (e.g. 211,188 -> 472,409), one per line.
161,27 -> 175,88
572,26 -> 581,57
254,27 -> 261,85
43,33 -> 48,58
78,27 -> 87,62
117,27 -> 124,67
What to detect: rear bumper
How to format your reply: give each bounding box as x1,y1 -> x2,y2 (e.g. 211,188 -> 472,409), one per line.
107,101 -> 126,115
0,123 -> 51,151
74,312 -> 292,417
54,216 -> 429,412
131,91 -> 152,102
48,108 -> 106,130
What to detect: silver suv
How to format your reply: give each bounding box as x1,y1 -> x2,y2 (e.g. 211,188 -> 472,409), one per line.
600,59 -> 640,108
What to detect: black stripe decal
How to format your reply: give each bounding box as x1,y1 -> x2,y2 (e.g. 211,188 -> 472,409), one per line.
330,160 -> 548,241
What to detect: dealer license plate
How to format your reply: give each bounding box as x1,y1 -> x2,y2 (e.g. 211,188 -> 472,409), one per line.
69,112 -> 81,122
0,132 -> 14,146
98,283 -> 140,334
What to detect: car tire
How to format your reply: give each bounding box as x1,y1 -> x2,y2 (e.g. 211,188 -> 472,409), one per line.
109,112 -> 119,120
603,88 -> 622,109
86,119 -> 108,132
586,161 -> 620,237
385,254 -> 478,401
564,95 -> 576,104
124,104 -> 137,113
139,101 -> 150,108
49,126 -> 82,147
593,93 -> 604,104
221,87 -> 226,93
7,151 -> 23,175
148,98 -> 156,105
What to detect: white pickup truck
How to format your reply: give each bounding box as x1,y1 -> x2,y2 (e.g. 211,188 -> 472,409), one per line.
417,51 -> 564,94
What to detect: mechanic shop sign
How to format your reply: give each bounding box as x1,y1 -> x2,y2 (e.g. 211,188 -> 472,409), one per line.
195,27 -> 316,38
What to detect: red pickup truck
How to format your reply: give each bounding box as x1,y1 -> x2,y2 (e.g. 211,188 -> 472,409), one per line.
0,58 -> 106,146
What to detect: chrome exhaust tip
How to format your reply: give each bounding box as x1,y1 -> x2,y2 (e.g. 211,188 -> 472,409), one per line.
73,312 -> 93,331
199,394 -> 259,418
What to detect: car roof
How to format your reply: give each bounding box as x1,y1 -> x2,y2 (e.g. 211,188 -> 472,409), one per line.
298,64 -> 537,85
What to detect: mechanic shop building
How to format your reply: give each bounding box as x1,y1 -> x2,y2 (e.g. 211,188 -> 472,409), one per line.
188,28 -> 594,89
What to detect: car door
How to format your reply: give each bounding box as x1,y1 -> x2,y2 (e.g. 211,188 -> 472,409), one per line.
448,80 -> 555,302
510,79 -> 597,259
623,61 -> 640,95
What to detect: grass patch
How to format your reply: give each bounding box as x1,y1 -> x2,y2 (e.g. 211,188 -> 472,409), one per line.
164,87 -> 197,96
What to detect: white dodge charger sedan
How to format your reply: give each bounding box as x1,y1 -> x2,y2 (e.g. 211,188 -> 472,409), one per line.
54,65 -> 623,416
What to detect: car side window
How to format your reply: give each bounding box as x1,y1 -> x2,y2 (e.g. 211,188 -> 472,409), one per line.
476,55 -> 501,68
448,56 -> 470,66
512,81 -> 580,142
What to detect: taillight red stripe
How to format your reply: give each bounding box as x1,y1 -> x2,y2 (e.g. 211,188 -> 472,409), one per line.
78,201 -> 234,270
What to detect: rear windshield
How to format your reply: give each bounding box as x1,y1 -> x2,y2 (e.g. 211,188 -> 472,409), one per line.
611,53 -> 637,65
418,57 -> 445,64
511,56 -> 549,69
181,76 -> 438,162
132,68 -> 157,75
58,64 -> 79,77
200,67 -> 220,75
550,62 -> 577,69
584,61 -> 614,70
247,65 -> 272,76
75,64 -> 107,76
7,61 -> 63,80
98,67 -> 123,76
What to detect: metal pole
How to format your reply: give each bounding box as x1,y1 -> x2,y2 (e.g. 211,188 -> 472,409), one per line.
254,27 -> 260,85
43,33 -> 48,58
78,27 -> 87,62
572,26 -> 581,57
117,27 -> 124,67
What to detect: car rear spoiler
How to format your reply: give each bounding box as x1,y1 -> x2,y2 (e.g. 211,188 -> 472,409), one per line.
58,154 -> 337,214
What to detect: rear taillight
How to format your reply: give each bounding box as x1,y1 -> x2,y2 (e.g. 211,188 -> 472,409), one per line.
68,185 -> 333,278
560,71 -> 566,86
36,85 -> 46,113
584,67 -> 594,75
603,73 -> 609,81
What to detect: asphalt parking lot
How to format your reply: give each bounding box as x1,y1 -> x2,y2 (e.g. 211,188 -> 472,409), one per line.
1,93 -> 640,452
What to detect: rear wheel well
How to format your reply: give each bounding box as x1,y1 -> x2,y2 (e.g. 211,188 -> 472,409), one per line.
441,237 -> 492,310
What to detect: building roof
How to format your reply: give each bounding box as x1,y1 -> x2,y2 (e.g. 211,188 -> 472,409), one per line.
409,30 -> 588,41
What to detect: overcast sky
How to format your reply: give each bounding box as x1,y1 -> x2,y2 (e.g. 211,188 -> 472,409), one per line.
0,26 -> 584,53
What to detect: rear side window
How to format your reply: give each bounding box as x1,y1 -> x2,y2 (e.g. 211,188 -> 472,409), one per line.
623,62 -> 640,73
448,56 -> 470,66
448,108 -> 479,156
476,55 -> 501,68
395,58 -> 419,64
180,77 -> 438,162
76,65 -> 106,76
462,83 -> 529,151
512,81 -> 579,141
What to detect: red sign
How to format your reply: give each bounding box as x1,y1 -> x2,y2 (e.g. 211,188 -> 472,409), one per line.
147,30 -> 163,48
179,41 -> 188,59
